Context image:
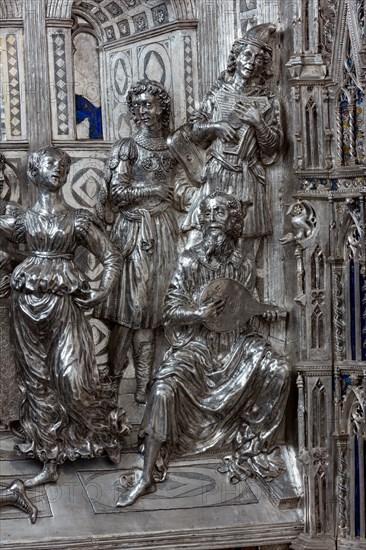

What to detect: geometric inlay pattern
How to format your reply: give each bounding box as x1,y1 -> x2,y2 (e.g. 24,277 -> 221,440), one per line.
143,50 -> 166,84
78,463 -> 258,514
183,35 -> 195,119
73,0 -> 175,43
70,165 -> 105,208
89,317 -> 111,366
6,34 -> 22,137
52,33 -> 69,135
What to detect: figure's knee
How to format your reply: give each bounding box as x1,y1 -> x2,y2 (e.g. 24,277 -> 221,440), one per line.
276,358 -> 291,385
150,379 -> 175,401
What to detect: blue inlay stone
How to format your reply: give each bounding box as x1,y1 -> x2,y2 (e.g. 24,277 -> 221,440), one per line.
359,267 -> 366,360
355,436 -> 360,537
350,259 -> 356,360
300,178 -> 330,191
75,95 -> 103,139
340,374 -> 351,397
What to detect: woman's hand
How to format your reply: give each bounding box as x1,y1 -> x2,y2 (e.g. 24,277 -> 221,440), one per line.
73,288 -> 108,310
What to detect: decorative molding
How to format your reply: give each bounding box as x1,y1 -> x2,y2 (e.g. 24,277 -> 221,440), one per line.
51,32 -> 69,136
5,34 -> 22,137
183,34 -> 194,119
102,20 -> 198,51
0,0 -> 23,19
0,522 -> 303,550
0,20 -> 23,28
47,0 -> 74,20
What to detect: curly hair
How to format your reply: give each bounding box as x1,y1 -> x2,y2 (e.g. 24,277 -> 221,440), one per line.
198,192 -> 245,241
27,146 -> 71,184
219,39 -> 273,84
126,79 -> 171,130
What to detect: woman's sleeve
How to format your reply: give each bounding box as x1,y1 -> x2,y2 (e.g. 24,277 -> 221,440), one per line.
76,210 -> 121,292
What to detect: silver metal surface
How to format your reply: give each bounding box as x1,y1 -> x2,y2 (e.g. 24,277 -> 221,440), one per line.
0,146 -> 129,488
0,480 -> 37,524
179,23 -> 283,240
95,80 -> 181,404
116,192 -> 290,507
0,1 -> 365,548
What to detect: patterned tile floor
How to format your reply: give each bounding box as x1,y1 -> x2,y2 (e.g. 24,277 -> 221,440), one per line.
0,428 -> 302,550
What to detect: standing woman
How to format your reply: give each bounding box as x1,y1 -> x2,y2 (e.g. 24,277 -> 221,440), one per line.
95,80 -> 180,404
0,146 -> 128,488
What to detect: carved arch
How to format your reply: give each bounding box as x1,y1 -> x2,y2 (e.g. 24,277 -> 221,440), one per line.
0,0 -> 23,18
305,96 -> 320,167
170,0 -> 197,19
47,0 -> 74,19
331,0 -> 363,86
46,0 -> 196,21
340,385 -> 365,436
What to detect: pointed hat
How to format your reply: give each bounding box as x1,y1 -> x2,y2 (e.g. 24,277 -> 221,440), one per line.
239,23 -> 276,53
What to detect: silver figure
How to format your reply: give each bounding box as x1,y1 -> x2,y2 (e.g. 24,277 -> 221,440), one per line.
0,480 -> 37,523
0,146 -> 129,488
175,24 -> 283,240
116,192 -> 290,507
95,80 -> 181,404
0,154 -> 23,297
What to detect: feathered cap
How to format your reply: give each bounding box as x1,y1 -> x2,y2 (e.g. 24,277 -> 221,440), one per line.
237,23 -> 276,54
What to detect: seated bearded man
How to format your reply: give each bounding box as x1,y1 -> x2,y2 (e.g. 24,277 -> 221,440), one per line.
117,191 -> 290,507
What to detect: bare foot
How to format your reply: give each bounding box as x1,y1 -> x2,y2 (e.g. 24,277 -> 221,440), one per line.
24,463 -> 58,488
8,479 -> 38,523
116,476 -> 156,507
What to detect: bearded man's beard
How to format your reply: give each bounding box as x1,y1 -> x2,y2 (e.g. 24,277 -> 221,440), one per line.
203,229 -> 235,261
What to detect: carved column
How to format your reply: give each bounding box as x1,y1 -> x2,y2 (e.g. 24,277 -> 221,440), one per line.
287,2 -> 365,549
335,435 -> 349,539
23,0 -> 52,150
196,0 -> 236,96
